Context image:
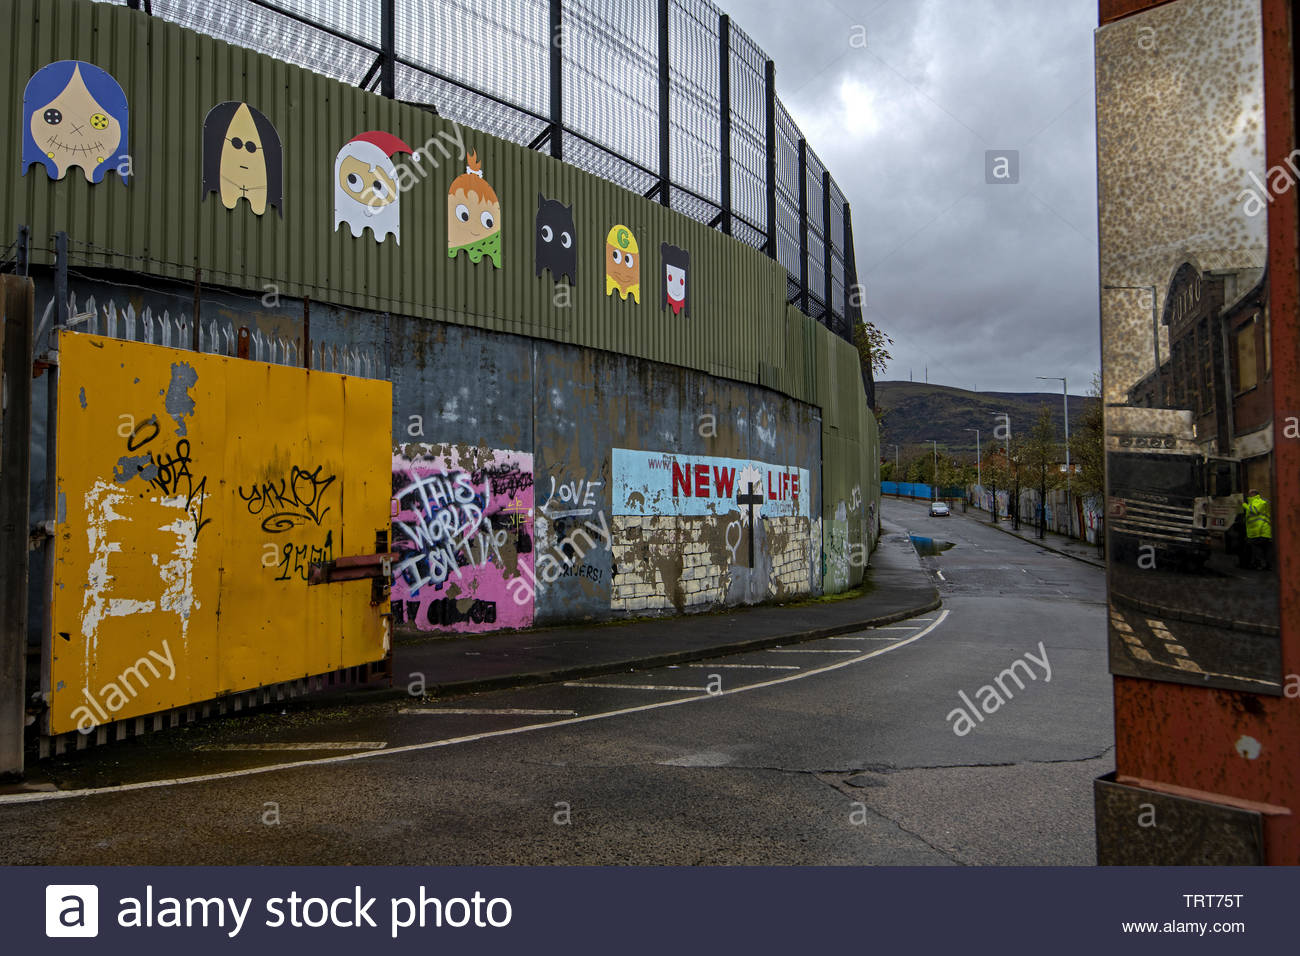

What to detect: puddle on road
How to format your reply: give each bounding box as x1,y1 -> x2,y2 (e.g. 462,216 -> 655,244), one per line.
910,535 -> 956,557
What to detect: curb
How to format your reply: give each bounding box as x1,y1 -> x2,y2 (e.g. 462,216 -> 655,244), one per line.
966,510 -> 1106,570
304,594 -> 943,708
1112,592 -> 1280,637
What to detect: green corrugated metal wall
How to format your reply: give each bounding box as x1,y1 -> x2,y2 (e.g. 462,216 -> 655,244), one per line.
2,0 -> 878,588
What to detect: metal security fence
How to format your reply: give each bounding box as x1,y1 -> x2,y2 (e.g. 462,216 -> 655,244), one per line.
101,0 -> 862,346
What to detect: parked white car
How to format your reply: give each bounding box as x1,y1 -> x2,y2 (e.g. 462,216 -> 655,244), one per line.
929,501 -> 950,517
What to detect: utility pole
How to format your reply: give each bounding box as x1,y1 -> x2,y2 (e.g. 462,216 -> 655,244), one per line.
966,427 -> 980,490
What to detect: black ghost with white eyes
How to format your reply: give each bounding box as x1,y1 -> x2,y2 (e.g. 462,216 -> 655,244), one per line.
535,193 -> 577,285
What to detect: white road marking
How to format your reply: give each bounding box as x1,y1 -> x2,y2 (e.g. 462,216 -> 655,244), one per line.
936,571 -> 945,581
686,663 -> 799,670
400,708 -> 577,716
195,742 -> 387,752
768,648 -> 860,654
0,610 -> 949,805
562,682 -> 703,691
828,636 -> 904,641
867,626 -> 915,630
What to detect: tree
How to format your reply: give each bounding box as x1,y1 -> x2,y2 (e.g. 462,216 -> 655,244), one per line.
1023,406 -> 1064,538
982,449 -> 1011,523
854,320 -> 894,379
1069,373 -> 1105,552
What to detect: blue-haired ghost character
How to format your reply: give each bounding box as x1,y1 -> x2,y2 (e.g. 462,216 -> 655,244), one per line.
23,60 -> 130,184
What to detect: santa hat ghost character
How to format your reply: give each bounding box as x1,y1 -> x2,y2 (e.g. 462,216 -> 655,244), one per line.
334,131 -> 415,244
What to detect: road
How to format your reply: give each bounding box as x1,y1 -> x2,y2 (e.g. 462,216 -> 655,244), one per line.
0,498 -> 1112,865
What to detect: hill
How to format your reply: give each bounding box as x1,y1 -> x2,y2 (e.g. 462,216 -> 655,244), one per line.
874,381 -> 1097,459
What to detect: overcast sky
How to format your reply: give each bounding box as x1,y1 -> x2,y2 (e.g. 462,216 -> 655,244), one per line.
719,0 -> 1099,395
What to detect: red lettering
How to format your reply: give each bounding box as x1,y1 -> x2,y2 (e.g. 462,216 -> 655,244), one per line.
792,474 -> 799,499
695,464 -> 709,497
714,466 -> 735,499
767,472 -> 776,500
672,462 -> 691,497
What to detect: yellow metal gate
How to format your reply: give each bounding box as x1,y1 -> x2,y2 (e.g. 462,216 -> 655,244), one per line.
47,332 -> 392,735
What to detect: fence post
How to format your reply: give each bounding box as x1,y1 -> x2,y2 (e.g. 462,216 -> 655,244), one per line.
381,0 -> 396,99
657,0 -> 671,208
549,0 -> 563,160
764,60 -> 777,259
718,13 -> 732,234
0,276 -> 34,777
15,226 -> 29,277
797,139 -> 808,313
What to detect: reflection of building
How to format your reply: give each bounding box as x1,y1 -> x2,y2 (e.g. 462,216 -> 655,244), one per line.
1126,252 -> 1272,498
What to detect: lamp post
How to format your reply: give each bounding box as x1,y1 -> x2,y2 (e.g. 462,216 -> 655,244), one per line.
965,427 -> 980,490
1103,284 -> 1160,403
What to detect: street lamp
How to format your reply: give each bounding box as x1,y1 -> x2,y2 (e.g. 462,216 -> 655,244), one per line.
1102,284 -> 1160,403
1038,375 -> 1069,534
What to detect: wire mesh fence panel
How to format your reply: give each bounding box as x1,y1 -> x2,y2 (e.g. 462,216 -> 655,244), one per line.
562,0 -> 659,177
395,0 -> 549,118
774,100 -> 802,287
805,146 -> 828,310
729,24 -> 768,242
150,0 -> 380,87
667,0 -> 721,210
395,64 -> 549,145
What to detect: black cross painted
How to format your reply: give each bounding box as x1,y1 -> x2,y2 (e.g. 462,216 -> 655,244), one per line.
737,481 -> 764,567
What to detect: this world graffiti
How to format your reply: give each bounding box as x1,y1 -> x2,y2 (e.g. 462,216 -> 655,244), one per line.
391,448 -> 535,633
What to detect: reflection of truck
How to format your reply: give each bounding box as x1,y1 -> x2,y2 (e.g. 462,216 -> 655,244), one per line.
1106,407 -> 1243,566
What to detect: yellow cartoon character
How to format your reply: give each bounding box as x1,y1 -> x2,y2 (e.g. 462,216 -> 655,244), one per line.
605,225 -> 639,302
447,150 -> 501,268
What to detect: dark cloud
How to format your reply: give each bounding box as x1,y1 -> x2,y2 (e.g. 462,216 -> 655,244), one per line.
720,0 -> 1100,394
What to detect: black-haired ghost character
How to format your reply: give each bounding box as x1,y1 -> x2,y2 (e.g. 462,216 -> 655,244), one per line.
661,243 -> 689,317
202,101 -> 283,217
535,194 -> 577,284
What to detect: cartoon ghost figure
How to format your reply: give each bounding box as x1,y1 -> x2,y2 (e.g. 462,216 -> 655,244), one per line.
661,243 -> 690,317
22,60 -> 129,184
447,150 -> 501,268
605,225 -> 639,303
202,102 -> 283,217
535,194 -> 577,284
334,131 -> 414,244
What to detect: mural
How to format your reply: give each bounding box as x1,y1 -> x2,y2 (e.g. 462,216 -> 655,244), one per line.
612,449 -> 809,519
535,193 -> 577,284
391,445 -> 534,631
22,60 -> 130,184
447,150 -> 501,268
334,131 -> 414,244
605,224 -> 640,302
661,243 -> 689,316
202,101 -> 283,216
610,448 -> 812,612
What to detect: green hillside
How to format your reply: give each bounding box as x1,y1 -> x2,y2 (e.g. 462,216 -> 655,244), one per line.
875,381 -> 1096,460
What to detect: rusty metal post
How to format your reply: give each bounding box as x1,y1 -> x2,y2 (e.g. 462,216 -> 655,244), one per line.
191,268 -> 202,351
0,276 -> 34,777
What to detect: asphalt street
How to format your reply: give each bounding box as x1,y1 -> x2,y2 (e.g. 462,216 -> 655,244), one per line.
0,498 -> 1112,865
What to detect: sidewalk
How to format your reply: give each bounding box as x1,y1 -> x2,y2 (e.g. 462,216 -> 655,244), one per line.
378,525 -> 939,699
963,505 -> 1106,570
